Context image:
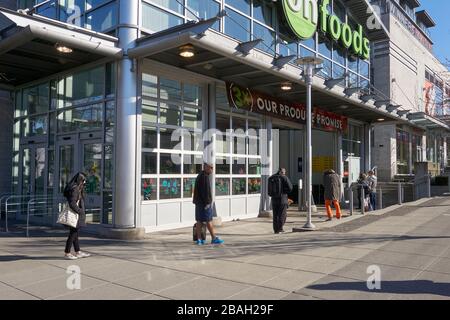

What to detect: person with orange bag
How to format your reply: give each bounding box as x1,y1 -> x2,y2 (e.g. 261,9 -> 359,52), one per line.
323,169 -> 342,221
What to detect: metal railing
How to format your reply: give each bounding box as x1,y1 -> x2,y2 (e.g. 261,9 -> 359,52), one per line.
26,196 -> 55,237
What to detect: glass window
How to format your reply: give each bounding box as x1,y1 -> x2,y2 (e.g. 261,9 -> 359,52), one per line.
360,60 -> 370,79
183,83 -> 202,105
248,178 -> 261,194
85,2 -> 117,32
29,116 -> 48,136
23,83 -> 49,115
248,158 -> 261,174
142,100 -> 158,123
152,0 -> 183,14
253,0 -> 273,26
104,145 -> 113,189
300,46 -> 315,59
184,107 -> 202,129
57,104 -> 103,132
143,127 -> 157,149
184,131 -> 203,151
348,72 -> 358,88
333,63 -> 345,80
160,153 -> 181,174
216,178 -> 230,196
232,157 -> 246,174
333,46 -> 346,66
225,9 -> 251,42
232,178 -> 246,195
160,127 -> 181,150
143,74 -> 158,98
186,0 -> 220,30
301,37 -> 316,51
183,154 -> 203,174
142,178 -> 157,201
226,0 -> 251,15
159,178 -> 181,200
183,178 -> 196,198
160,78 -> 181,101
142,152 -> 157,174
65,67 -> 105,106
319,36 -> 332,59
160,103 -> 181,126
397,130 -> 410,174
319,59 -> 332,79
216,156 -> 230,174
278,34 -> 298,58
348,56 -> 358,73
253,22 -> 275,54
142,3 -> 183,32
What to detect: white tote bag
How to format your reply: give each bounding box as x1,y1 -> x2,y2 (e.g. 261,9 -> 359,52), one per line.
57,202 -> 79,228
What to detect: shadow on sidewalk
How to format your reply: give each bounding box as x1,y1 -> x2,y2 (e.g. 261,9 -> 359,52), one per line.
306,280 -> 450,298
0,255 -> 62,262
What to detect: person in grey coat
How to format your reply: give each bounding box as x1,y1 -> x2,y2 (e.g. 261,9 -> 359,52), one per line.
323,169 -> 342,221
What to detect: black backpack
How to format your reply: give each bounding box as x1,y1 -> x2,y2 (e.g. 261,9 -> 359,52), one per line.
268,175 -> 283,198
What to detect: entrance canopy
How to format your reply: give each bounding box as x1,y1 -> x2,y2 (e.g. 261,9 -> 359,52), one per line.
408,112 -> 450,130
128,18 -> 419,126
0,8 -> 122,88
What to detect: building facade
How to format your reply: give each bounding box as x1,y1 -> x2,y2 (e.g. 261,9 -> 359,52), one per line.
1,0 -> 447,237
370,0 -> 450,181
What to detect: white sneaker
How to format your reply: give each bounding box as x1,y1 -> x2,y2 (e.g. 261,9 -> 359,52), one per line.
65,254 -> 78,260
76,252 -> 91,259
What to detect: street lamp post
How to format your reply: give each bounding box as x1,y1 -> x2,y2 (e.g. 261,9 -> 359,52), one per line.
296,56 -> 323,230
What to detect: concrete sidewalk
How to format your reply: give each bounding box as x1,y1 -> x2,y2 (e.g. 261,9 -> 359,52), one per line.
0,197 -> 450,300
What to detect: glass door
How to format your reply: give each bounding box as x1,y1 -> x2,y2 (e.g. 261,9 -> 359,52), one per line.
81,140 -> 103,224
20,144 -> 47,197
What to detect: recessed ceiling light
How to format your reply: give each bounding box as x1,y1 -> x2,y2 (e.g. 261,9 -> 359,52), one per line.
179,44 -> 195,58
281,82 -> 292,91
55,43 -> 73,54
377,118 -> 385,122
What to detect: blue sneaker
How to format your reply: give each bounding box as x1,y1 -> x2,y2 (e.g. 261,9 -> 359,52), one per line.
211,237 -> 224,245
196,239 -> 205,245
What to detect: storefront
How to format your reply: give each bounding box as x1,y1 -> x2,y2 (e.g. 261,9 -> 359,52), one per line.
2,1 -> 420,237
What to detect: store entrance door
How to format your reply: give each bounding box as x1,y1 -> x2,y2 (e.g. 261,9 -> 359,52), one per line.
20,144 -> 47,197
56,133 -> 103,224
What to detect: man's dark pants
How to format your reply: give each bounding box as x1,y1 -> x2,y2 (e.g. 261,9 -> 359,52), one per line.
272,199 -> 288,233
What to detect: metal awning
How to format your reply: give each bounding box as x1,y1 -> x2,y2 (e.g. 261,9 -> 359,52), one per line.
407,112 -> 450,130
0,7 -> 122,88
340,0 -> 390,40
129,18 -> 414,125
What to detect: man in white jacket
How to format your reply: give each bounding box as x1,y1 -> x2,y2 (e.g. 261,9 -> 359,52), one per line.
368,171 -> 378,211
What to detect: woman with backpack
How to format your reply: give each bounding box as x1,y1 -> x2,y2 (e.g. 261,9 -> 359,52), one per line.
63,172 -> 91,260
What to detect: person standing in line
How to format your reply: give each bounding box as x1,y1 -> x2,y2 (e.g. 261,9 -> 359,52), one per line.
323,169 -> 342,221
63,172 -> 91,260
269,168 -> 293,234
193,163 -> 224,245
368,170 -> 378,211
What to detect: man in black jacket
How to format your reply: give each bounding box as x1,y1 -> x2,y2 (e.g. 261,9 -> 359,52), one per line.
271,168 -> 293,234
193,163 -> 224,245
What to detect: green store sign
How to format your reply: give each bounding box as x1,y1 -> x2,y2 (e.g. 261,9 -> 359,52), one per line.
281,0 -> 370,60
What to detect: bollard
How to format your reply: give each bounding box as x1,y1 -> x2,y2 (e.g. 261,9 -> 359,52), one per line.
349,187 -> 354,216
398,182 -> 402,205
427,175 -> 431,198
360,185 -> 365,215
298,179 -> 303,211
378,187 -> 383,210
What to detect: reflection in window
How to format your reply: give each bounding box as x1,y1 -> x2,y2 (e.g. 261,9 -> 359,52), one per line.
85,2 -> 117,32
65,66 -> 105,106
58,104 -> 103,132
142,3 -> 183,32
142,152 -> 157,174
183,154 -> 203,174
160,128 -> 181,150
143,127 -> 157,149
253,22 -> 275,54
232,157 -> 246,174
216,156 -> 230,174
216,178 -> 230,196
253,0 -> 273,26
225,8 -> 250,42
160,153 -> 181,174
186,0 -> 220,30
226,0 -> 251,15
183,178 -> 196,198
160,178 -> 181,200
248,178 -> 262,194
142,178 -> 157,201
160,103 -> 181,126
232,178 -> 246,195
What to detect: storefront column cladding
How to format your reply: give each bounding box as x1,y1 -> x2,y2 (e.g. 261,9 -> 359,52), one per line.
114,0 -> 140,229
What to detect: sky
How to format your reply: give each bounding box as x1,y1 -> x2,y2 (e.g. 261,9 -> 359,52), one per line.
423,0 -> 450,67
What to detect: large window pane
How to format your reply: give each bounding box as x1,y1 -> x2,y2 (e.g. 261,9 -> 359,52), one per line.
216,178 -> 230,196
65,67 -> 105,106
225,9 -> 250,42
184,107 -> 202,129
142,178 -> 157,201
142,3 -> 183,32
58,104 -> 103,132
160,78 -> 181,100
184,83 -> 202,105
29,116 -> 48,136
160,128 -> 181,150
142,152 -> 157,174
85,2 -> 117,32
160,153 -> 181,174
142,74 -> 158,98
232,178 -> 246,195
183,154 -> 203,174
248,178 -> 261,194
253,22 -> 275,54
253,0 -> 273,26
226,0 -> 250,15
160,103 -> 181,126
142,100 -> 158,123
104,145 -> 113,189
186,0 -> 220,30
232,157 -> 246,174
151,0 -> 183,14
143,127 -> 157,149
23,83 -> 49,115
160,178 -> 181,199
216,156 -> 230,174
183,178 -> 196,198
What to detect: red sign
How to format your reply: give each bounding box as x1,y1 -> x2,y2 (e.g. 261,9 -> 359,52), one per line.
226,82 -> 348,132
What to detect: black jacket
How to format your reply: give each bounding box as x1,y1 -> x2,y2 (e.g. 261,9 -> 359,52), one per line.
65,186 -> 86,228
193,171 -> 212,207
272,175 -> 293,205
